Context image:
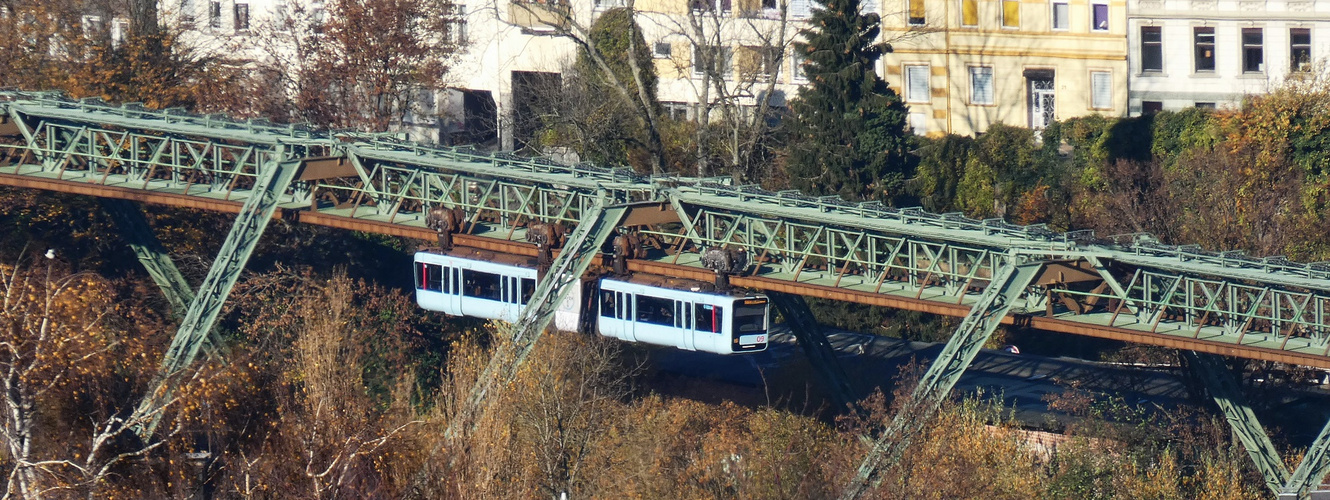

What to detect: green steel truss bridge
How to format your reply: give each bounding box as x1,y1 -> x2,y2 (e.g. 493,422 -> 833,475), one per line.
0,91 -> 1327,498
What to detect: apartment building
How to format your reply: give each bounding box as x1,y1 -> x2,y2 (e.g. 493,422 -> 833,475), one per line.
879,0 -> 1129,135
449,0 -> 821,148
1127,0 -> 1330,114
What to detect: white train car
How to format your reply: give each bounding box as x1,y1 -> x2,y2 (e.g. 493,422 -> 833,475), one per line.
413,251 -> 769,354
414,249 -> 537,323
596,276 -> 769,354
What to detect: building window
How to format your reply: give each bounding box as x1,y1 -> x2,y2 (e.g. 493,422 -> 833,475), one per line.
234,3 -> 249,31
180,0 -> 195,23
790,0 -> 812,18
960,0 -> 977,26
662,101 -> 691,120
1143,101 -> 1163,114
653,42 -> 672,59
693,45 -> 733,78
82,15 -> 104,38
1194,27 -> 1215,72
1001,0 -> 1019,28
1291,28 -> 1311,72
739,45 -> 780,82
791,49 -> 807,81
209,1 -> 221,28
1242,28 -> 1263,73
110,18 -> 128,46
443,4 -> 466,46
690,0 -> 732,13
1051,2 -> 1068,30
905,65 -> 930,103
1091,71 -> 1112,109
1091,3 -> 1108,31
1195,102 -> 1216,109
1141,26 -> 1163,72
908,0 -> 924,25
969,67 -> 993,104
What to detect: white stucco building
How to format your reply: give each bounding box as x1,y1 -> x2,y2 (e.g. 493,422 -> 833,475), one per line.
1127,0 -> 1330,114
165,0 -> 817,148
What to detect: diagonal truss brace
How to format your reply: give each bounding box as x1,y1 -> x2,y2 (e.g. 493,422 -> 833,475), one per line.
1281,419 -> 1330,498
1185,351 -> 1290,493
769,292 -> 857,410
841,257 -> 1042,500
133,159 -> 301,440
101,199 -> 223,353
445,191 -> 626,440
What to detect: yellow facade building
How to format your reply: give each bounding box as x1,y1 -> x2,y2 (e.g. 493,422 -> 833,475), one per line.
880,0 -> 1128,135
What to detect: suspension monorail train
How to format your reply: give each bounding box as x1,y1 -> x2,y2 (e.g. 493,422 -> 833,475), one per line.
413,250 -> 768,354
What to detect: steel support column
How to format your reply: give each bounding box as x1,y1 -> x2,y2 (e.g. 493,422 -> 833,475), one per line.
769,292 -> 856,410
133,159 -> 300,439
1280,418 -> 1330,498
841,258 -> 1042,500
445,191 -> 627,439
1184,351 -> 1290,493
101,199 -> 223,353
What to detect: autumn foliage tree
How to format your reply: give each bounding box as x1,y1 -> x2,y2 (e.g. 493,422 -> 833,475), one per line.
251,0 -> 460,132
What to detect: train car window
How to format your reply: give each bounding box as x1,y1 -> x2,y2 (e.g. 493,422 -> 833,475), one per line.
636,295 -> 676,326
600,290 -> 616,318
416,263 -> 443,292
521,278 -> 536,304
695,304 -> 722,333
733,302 -> 767,333
444,268 -> 455,294
462,269 -> 503,301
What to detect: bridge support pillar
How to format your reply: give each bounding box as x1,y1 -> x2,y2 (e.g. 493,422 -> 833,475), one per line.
1185,351 -> 1290,493
101,199 -> 222,353
1280,418 -> 1330,498
841,257 -> 1042,500
768,292 -> 856,410
1187,350 -> 1330,498
446,191 -> 627,439
133,159 -> 301,440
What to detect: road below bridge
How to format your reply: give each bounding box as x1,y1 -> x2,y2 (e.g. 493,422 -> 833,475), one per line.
645,323 -> 1330,437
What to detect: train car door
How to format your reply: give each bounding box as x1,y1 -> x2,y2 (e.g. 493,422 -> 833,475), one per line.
446,267 -> 462,313
677,301 -> 695,350
619,292 -> 636,342
501,276 -> 521,321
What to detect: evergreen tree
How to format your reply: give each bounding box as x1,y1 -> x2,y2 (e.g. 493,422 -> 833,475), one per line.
784,0 -> 909,201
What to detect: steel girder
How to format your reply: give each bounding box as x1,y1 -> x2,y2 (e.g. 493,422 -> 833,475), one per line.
133,159 -> 302,439
101,199 -> 223,354
101,199 -> 197,316
1186,350 -> 1330,498
769,292 -> 857,409
1282,419 -> 1330,498
1185,351 -> 1290,493
324,145 -> 651,232
841,259 -> 1043,500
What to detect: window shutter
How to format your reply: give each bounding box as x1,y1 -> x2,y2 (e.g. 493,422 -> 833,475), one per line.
789,0 -> 811,17
970,67 -> 992,104
1092,72 -> 1111,109
907,66 -> 930,102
